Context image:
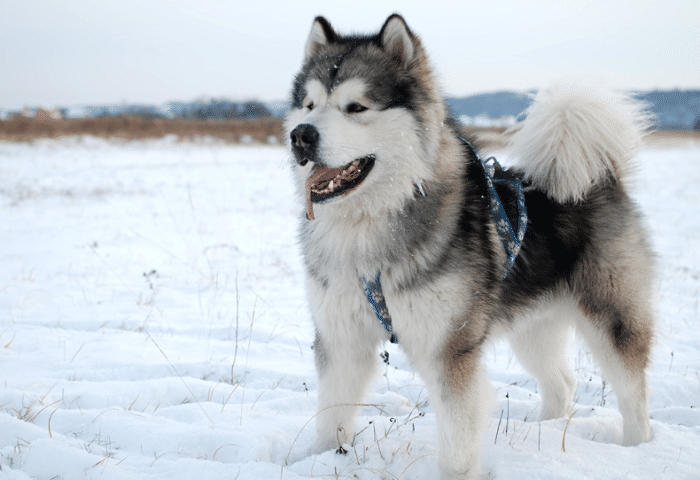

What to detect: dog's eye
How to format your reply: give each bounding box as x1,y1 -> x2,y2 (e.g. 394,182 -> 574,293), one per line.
346,102 -> 368,114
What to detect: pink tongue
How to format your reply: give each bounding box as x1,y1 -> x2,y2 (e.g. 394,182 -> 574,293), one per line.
305,164 -> 345,221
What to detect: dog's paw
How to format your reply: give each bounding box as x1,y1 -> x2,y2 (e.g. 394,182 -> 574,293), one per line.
308,436 -> 340,456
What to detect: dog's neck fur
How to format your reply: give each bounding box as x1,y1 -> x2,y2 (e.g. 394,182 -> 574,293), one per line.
299,130 -> 471,289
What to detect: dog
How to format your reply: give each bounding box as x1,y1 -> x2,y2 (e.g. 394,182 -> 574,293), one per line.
285,14 -> 654,479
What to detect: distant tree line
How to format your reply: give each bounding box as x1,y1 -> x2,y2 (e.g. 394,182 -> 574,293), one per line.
55,100 -> 276,121
4,90 -> 699,128
173,100 -> 272,120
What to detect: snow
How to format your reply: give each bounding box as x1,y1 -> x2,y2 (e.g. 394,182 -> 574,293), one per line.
1,136 -> 698,479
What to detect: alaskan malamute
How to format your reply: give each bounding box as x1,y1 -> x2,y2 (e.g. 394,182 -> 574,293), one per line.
285,14 -> 654,479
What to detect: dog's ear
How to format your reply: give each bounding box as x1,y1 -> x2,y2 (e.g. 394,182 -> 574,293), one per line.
379,14 -> 416,68
304,16 -> 337,62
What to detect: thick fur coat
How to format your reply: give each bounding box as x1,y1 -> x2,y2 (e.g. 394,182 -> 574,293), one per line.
285,14 -> 654,479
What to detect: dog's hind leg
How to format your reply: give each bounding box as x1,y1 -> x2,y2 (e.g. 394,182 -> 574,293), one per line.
507,303 -> 577,421
574,305 -> 653,446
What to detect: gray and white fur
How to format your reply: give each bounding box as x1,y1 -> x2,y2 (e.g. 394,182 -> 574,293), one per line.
285,14 -> 655,479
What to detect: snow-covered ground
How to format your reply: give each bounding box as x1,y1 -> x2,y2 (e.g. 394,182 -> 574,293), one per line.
1,136 -> 698,479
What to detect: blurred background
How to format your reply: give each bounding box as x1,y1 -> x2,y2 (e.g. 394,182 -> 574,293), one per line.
2,0 -> 699,137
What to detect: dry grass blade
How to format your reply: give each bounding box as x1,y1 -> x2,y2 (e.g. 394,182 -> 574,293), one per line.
494,409 -> 504,444
3,331 -> 17,349
146,332 -> 215,427
48,408 -> 58,438
561,408 -> 579,453
212,443 -> 239,461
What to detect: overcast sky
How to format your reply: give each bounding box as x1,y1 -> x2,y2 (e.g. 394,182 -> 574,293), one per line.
1,0 -> 699,108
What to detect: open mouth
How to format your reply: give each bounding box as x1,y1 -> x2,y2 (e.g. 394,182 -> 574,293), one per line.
304,154 -> 375,220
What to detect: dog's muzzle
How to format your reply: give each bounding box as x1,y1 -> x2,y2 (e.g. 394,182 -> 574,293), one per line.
290,123 -> 319,166
291,122 -> 375,221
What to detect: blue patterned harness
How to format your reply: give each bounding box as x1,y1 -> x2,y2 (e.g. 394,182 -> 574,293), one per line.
462,138 -> 528,278
363,138 -> 528,343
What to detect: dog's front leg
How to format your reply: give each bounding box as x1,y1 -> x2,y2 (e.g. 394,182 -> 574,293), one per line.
421,347 -> 492,480
312,324 -> 380,453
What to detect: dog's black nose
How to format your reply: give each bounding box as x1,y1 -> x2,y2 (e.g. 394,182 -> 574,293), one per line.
290,123 -> 319,166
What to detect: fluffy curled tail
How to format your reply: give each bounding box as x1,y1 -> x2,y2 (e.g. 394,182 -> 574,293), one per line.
508,86 -> 652,203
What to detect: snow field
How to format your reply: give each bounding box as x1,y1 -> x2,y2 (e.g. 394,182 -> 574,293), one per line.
0,136 -> 698,479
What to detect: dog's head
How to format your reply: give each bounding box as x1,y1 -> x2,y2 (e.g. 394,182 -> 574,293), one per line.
285,15 -> 445,220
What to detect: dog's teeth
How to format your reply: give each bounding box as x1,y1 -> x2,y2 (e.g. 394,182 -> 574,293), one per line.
329,180 -> 334,192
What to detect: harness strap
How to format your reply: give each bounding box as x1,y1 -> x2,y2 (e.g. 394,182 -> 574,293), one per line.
361,139 -> 528,344
363,274 -> 397,343
461,138 -> 528,279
